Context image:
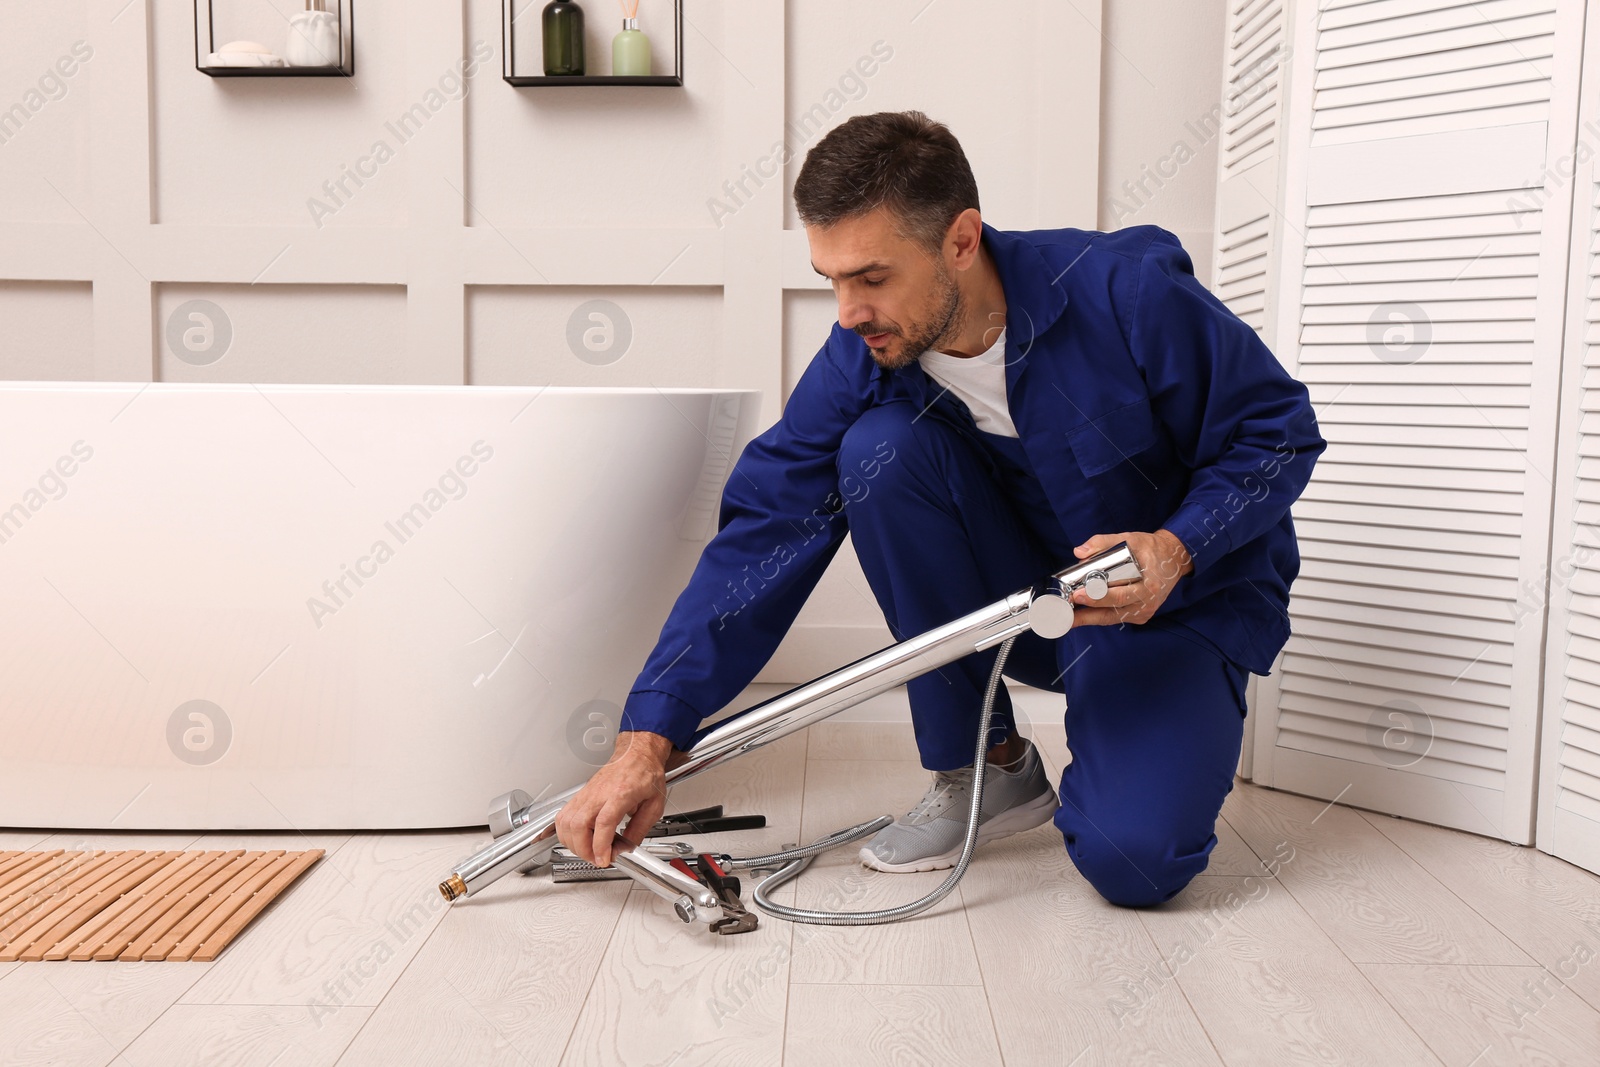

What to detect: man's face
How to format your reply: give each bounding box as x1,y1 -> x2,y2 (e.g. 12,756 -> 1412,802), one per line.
808,207 -> 965,371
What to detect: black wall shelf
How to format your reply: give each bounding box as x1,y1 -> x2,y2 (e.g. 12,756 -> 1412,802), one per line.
503,0 -> 683,86
195,0 -> 355,78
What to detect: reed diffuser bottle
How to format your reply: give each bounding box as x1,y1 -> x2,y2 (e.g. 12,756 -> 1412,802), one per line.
542,0 -> 585,76
612,0 -> 651,76
284,0 -> 341,67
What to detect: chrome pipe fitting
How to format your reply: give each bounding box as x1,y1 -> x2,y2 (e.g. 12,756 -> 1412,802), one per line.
609,844 -> 725,925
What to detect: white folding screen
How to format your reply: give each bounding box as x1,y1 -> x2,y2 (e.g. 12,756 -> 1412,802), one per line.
1540,0 -> 1600,875
1250,0 -> 1582,847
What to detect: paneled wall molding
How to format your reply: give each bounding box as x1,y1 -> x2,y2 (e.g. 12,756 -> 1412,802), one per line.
3,1 -> 1107,694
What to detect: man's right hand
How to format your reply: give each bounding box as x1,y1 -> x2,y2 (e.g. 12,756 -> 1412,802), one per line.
554,730 -> 677,868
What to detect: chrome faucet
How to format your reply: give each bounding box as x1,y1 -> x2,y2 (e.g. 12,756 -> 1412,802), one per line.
438,542 -> 1142,907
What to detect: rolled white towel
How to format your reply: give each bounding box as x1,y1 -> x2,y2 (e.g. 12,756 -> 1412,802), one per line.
207,40 -> 288,67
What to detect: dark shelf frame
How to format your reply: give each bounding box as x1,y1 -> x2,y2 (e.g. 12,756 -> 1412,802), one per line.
503,0 -> 683,86
195,0 -> 356,78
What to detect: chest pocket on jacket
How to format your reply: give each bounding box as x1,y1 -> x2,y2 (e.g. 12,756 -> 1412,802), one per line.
1066,398 -> 1159,477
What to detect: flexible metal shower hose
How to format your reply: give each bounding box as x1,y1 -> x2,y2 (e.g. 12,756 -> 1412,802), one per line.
743,633 -> 1018,926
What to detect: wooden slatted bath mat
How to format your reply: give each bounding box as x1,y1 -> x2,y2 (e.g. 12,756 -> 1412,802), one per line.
0,848 -> 323,962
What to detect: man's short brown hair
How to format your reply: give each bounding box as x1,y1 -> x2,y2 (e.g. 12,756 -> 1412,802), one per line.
793,110 -> 981,255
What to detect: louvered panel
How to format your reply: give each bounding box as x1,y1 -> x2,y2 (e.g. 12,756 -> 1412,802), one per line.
1316,422 -> 1528,450
1556,768 -> 1600,823
1292,442 -> 1526,473
1305,254 -> 1542,285
1292,537 -> 1516,579
1278,652 -> 1509,712
1316,0 -> 1549,36
1302,276 -> 1541,305
1288,621 -> 1513,673
1219,0 -> 1301,785
1289,592 -> 1510,644
1311,1 -> 1557,146
1278,701 -> 1509,769
1306,232 -> 1544,264
1307,382 -> 1533,409
1548,161 -> 1600,857
1301,347 -> 1536,366
1281,655 -> 1509,712
1298,511 -> 1521,553
1317,3 -> 1552,61
1297,362 -> 1533,385
1288,580 -> 1501,629
1291,612 -> 1513,663
1315,57 -> 1552,112
1566,632 -> 1600,672
1299,534 -> 1520,577
1317,80 -> 1550,133
1264,117 -> 1552,822
1299,524 -> 1510,566
1310,187 -> 1534,224
1564,685 -> 1600,731
1303,324 -> 1535,349
1315,30 -> 1552,85
1279,704 -> 1511,769
1284,554 -> 1513,603
1568,596 -> 1600,641
1301,478 -> 1522,516
1216,211 -> 1271,312
1311,402 -> 1529,428
1569,565 -> 1600,598
1304,302 -> 1537,330
1222,0 -> 1287,176
1309,209 -> 1537,245
1558,721 -> 1600,783
1304,460 -> 1524,493
1272,735 -> 1507,791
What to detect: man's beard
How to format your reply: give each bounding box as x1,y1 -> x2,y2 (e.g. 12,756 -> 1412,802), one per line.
859,262 -> 966,371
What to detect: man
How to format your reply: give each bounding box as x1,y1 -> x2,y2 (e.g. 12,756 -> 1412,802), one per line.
556,111 -> 1325,908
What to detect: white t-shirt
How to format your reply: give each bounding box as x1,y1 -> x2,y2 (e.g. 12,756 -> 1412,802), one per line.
917,327 -> 1017,437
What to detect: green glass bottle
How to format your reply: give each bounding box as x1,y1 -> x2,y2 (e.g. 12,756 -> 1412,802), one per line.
542,0 -> 585,76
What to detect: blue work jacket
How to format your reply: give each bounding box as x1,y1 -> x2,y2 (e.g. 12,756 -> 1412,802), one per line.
620,222 -> 1326,751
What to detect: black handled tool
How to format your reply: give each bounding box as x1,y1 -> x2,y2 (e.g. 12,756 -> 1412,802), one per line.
645,806 -> 767,838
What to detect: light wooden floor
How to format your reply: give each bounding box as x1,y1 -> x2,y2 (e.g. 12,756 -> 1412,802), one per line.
3,695 -> 1599,1066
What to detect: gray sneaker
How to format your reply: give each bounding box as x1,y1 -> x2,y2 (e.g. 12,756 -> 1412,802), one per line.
860,736 -> 1059,873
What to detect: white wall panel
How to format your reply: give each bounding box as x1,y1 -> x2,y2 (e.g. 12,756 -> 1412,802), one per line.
781,1 -> 1096,233
464,0 -> 720,231
466,284 -> 722,386
0,280 -> 95,380
156,282 -> 409,383
0,1 -> 92,225
149,0 -> 413,227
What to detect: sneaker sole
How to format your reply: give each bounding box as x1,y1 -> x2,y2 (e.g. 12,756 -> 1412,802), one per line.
858,787 -> 1061,874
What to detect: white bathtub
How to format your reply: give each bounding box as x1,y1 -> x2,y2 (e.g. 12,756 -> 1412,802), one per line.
0,383 -> 759,829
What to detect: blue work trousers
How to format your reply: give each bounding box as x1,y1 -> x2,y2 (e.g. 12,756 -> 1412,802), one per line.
840,399 -> 1249,908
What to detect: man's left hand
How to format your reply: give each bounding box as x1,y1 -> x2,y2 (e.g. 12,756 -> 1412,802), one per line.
1068,529 -> 1194,626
